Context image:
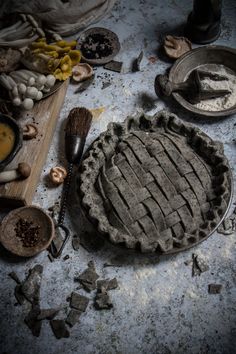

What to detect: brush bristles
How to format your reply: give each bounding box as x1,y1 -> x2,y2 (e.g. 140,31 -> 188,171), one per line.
66,107 -> 92,137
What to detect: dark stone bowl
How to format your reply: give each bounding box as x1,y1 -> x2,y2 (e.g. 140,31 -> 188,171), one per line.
0,113 -> 22,172
168,45 -> 236,117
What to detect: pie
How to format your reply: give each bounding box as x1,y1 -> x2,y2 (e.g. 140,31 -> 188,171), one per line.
78,111 -> 231,253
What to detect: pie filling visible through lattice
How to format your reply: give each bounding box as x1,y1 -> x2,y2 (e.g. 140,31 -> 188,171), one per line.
79,111 -> 231,253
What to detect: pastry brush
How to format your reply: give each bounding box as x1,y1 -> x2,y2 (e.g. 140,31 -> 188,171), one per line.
50,107 -> 92,257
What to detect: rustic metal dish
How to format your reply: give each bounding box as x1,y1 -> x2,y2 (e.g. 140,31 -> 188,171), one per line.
77,27 -> 120,65
168,45 -> 236,117
0,113 -> 22,171
78,111 -> 232,254
0,206 -> 54,257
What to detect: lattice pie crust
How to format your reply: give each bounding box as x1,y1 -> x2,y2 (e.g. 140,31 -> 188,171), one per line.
79,111 -> 231,253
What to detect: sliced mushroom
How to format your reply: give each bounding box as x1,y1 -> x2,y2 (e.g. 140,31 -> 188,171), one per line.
23,124 -> 38,140
72,63 -> 94,82
163,35 -> 192,59
49,166 -> 67,185
0,163 -> 31,183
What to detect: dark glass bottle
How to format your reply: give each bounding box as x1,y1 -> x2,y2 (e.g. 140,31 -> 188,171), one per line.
185,0 -> 222,44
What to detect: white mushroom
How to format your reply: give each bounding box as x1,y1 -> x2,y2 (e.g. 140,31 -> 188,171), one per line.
0,163 -> 31,184
49,166 -> 67,185
22,98 -> 34,110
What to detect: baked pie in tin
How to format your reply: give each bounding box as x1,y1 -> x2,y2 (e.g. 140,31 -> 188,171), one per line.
78,111 -> 232,253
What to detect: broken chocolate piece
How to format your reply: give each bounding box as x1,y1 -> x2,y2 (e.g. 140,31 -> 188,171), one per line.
94,287 -> 113,310
14,285 -> 25,305
37,307 -> 62,320
208,284 -> 222,294
24,305 -> 41,337
104,60 -> 123,73
66,309 -> 82,327
132,51 -> 143,72
21,265 -> 43,304
96,278 -> 118,291
74,74 -> 95,93
217,207 -> 236,235
70,292 -> 89,312
9,271 -> 21,284
72,234 -> 80,251
50,320 -> 70,339
192,254 -> 209,277
63,255 -> 70,261
75,261 -> 99,292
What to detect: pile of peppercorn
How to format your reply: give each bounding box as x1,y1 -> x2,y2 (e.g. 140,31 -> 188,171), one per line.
15,218 -> 40,247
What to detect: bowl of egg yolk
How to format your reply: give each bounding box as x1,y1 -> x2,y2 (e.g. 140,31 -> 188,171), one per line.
0,113 -> 22,171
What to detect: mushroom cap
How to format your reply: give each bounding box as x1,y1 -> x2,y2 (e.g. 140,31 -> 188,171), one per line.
23,124 -> 38,140
49,166 -> 67,185
72,63 -> 93,82
17,162 -> 31,178
164,35 -> 192,59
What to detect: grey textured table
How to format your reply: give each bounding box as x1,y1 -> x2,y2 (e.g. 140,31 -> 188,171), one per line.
0,1 -> 236,353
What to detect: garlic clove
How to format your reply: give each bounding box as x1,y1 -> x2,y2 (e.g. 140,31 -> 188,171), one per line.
72,63 -> 94,82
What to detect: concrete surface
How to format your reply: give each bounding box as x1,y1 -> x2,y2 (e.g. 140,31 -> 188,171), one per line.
0,0 -> 236,353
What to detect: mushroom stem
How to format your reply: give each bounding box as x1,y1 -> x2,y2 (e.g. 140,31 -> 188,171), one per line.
0,163 -> 31,183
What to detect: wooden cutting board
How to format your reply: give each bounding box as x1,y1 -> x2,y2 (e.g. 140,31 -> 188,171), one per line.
0,80 -> 68,207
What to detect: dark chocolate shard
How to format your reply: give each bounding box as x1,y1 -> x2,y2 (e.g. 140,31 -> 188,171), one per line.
24,305 -> 41,337
104,60 -> 123,73
50,320 -> 70,339
66,309 -> 82,327
37,307 -> 63,320
21,265 -> 43,305
96,278 -> 118,291
208,284 -> 222,294
70,292 -> 89,312
192,254 -> 209,277
74,74 -> 95,93
94,287 -> 113,310
72,234 -> 80,251
217,207 -> 236,235
75,261 -> 99,292
9,271 -> 21,284
14,285 -> 25,305
132,51 -> 143,72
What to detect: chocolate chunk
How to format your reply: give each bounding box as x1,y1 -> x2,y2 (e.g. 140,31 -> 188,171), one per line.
70,292 -> 89,312
63,255 -> 70,261
9,271 -> 21,284
75,261 -> 99,292
208,284 -> 222,294
94,287 -> 113,310
74,74 -> 95,94
66,309 -> 82,327
104,60 -> 123,73
132,51 -> 143,72
72,234 -> 80,251
97,278 -> 118,291
37,307 -> 62,320
192,254 -> 209,277
21,265 -> 43,304
50,320 -> 70,339
24,305 -> 41,337
14,285 -> 25,305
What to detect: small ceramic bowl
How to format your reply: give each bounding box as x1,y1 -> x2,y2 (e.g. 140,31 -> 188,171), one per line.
77,27 -> 120,65
0,113 -> 22,171
0,206 -> 55,257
